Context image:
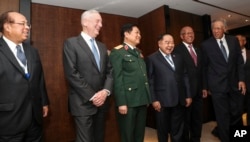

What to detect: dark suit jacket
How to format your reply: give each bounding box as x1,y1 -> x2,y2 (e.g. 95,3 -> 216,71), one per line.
146,51 -> 191,107
109,44 -> 151,107
245,50 -> 250,91
174,43 -> 202,97
0,37 -> 49,135
63,34 -> 113,116
201,35 -> 245,93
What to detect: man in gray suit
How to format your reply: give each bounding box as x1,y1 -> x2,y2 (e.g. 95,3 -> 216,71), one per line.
63,10 -> 113,142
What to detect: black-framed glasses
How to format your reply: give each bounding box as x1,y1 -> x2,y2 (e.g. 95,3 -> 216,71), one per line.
9,22 -> 31,28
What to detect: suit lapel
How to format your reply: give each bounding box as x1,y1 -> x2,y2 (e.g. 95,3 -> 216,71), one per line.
225,36 -> 233,62
96,41 -> 105,72
77,35 -> 100,72
180,43 -> 197,67
156,51 -> 174,71
212,37 -> 228,63
23,43 -> 32,77
0,38 -> 25,74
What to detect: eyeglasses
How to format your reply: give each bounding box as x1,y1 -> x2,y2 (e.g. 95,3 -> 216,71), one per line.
9,22 -> 31,28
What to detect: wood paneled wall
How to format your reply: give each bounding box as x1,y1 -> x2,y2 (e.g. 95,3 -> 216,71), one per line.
168,8 -> 204,46
138,6 -> 167,57
31,3 -> 208,141
31,3 -> 137,142
0,0 -> 19,14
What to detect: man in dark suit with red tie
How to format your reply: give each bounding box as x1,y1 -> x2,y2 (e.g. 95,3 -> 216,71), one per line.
174,26 -> 204,142
146,34 -> 192,142
0,11 -> 49,141
201,19 -> 246,142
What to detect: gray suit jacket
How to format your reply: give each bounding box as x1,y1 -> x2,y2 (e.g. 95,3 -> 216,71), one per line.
63,34 -> 113,116
0,37 -> 49,135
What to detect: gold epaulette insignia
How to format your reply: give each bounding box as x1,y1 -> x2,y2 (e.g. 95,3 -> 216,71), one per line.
114,44 -> 123,49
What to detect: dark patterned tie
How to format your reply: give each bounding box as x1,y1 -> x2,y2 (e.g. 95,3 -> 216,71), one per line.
16,45 -> 27,66
188,45 -> 197,66
220,40 -> 228,62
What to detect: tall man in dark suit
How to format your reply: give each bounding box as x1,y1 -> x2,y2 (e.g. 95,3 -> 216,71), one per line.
201,19 -> 246,142
110,23 -> 151,142
174,26 -> 204,142
63,10 -> 113,142
236,34 -> 250,125
146,34 -> 192,142
0,11 -> 49,141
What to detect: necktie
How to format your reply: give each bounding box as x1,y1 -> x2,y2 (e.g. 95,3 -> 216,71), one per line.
16,45 -> 27,66
188,45 -> 197,66
133,48 -> 138,55
165,54 -> 175,70
220,40 -> 228,62
90,39 -> 100,70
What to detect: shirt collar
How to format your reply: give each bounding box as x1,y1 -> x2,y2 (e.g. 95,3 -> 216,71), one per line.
2,36 -> 23,51
216,34 -> 226,42
124,42 -> 136,50
81,32 -> 93,41
159,48 -> 171,57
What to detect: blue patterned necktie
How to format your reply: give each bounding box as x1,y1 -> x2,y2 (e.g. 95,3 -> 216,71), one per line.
165,54 -> 175,70
16,45 -> 27,66
90,39 -> 100,70
220,40 -> 228,62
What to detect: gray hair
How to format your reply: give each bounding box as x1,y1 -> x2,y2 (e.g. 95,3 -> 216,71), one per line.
211,18 -> 227,31
81,9 -> 100,22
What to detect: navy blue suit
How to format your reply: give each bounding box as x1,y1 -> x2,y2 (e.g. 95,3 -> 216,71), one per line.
201,35 -> 245,142
146,50 -> 191,142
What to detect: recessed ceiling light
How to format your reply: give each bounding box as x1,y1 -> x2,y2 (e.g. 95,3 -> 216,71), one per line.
245,19 -> 249,22
227,14 -> 232,18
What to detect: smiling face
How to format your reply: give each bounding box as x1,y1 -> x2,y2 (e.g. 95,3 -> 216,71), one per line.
82,11 -> 102,38
4,12 -> 30,44
180,26 -> 194,44
124,26 -> 141,47
158,34 -> 175,55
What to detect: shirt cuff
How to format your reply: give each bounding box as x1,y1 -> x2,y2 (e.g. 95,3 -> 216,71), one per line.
104,89 -> 110,96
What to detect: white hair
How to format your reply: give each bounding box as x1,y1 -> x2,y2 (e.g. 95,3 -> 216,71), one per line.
81,9 -> 100,22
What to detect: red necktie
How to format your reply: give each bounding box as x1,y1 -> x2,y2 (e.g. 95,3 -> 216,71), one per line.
188,45 -> 197,66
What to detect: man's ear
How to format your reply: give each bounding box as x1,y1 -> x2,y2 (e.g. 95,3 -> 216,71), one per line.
3,23 -> 11,32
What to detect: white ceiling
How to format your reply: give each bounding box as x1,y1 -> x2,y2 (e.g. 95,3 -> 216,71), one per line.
31,0 -> 250,30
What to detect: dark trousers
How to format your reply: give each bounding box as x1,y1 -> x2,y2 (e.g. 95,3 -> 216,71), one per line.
246,91 -> 250,125
155,105 -> 185,142
211,91 -> 244,142
74,107 -> 107,142
116,105 -> 147,142
0,119 -> 43,142
182,94 -> 203,142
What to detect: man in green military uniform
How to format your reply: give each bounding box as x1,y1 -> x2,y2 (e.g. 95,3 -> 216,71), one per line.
110,23 -> 151,142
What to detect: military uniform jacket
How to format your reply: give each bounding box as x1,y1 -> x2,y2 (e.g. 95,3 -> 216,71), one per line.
110,44 -> 151,107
